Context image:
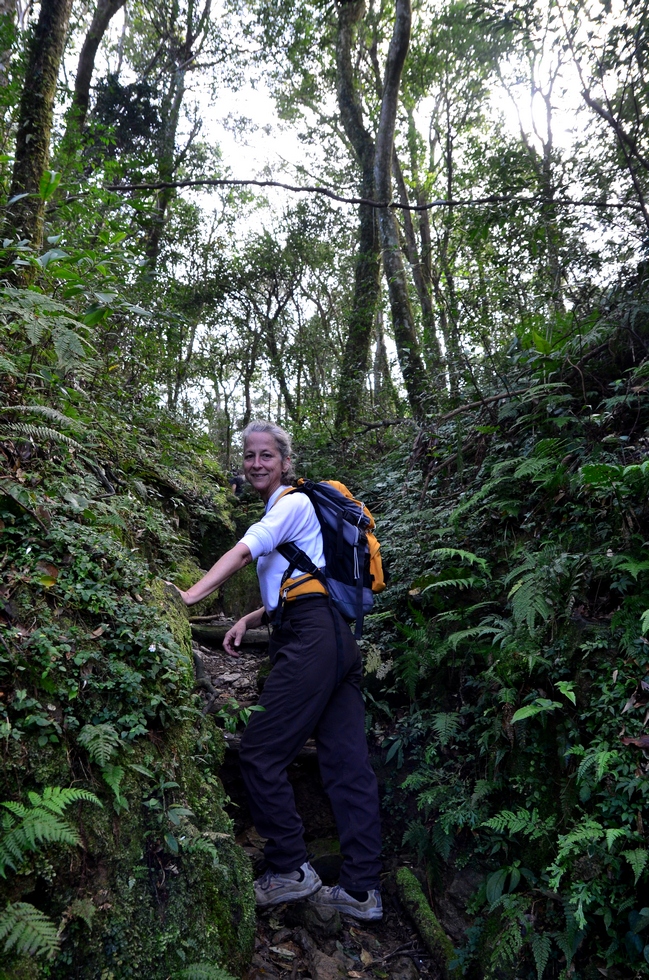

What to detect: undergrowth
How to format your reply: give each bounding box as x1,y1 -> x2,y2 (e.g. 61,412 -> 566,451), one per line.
358,270 -> 649,978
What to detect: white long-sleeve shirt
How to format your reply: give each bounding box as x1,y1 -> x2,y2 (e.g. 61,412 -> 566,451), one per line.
240,485 -> 325,612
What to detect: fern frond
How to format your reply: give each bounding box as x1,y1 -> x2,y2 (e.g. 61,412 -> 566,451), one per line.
78,723 -> 121,767
0,354 -> 17,374
0,902 -> 59,959
0,788 -> 100,876
432,712 -> 460,747
0,404 -> 84,431
429,547 -> 490,572
0,423 -> 85,452
31,786 -> 100,815
530,933 -> 551,980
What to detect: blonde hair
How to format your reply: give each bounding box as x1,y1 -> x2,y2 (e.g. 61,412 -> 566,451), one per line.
242,420 -> 296,484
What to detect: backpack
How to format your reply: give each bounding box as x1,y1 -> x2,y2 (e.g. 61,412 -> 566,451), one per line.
274,479 -> 385,638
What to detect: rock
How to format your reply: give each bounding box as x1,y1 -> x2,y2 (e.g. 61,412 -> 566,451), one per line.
285,901 -> 342,937
446,868 -> 483,905
332,947 -> 355,971
310,948 -> 347,980
389,956 -> 420,980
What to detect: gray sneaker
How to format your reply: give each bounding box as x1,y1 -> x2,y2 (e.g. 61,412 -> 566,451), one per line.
308,884 -> 383,921
254,861 -> 322,908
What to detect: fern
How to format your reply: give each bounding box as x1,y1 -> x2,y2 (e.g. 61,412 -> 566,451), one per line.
622,847 -> 648,884
482,808 -> 554,840
0,354 -> 18,374
530,933 -> 551,980
428,547 -> 490,572
0,901 -> 59,960
0,404 -> 84,431
0,422 -> 85,452
432,712 -> 460,747
0,787 -> 100,877
78,723 -> 121,767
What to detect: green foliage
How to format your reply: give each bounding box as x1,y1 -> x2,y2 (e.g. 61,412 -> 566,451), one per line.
173,965 -> 237,980
0,787 -> 100,878
0,902 -> 60,960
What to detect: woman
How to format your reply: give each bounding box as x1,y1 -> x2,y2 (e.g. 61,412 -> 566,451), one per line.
174,420 -> 382,921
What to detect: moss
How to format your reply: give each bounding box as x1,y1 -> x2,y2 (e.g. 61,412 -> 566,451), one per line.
170,559 -> 222,619
219,562 -> 261,621
146,578 -> 194,683
396,867 -> 459,980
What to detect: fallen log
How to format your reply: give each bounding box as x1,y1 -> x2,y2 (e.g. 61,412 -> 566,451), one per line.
191,624 -> 270,647
396,867 -> 459,980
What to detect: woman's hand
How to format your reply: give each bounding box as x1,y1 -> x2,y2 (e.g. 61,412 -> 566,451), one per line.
165,582 -> 192,605
223,619 -> 248,657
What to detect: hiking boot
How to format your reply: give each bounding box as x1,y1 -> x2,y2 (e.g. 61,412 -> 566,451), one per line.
308,884 -> 383,921
254,861 -> 322,908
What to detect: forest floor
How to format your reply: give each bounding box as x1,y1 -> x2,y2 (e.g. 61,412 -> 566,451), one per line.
192,633 -> 441,980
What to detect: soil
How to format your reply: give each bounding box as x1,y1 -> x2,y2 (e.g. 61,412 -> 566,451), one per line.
193,630 -> 444,980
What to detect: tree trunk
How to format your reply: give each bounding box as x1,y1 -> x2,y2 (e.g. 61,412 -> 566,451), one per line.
145,66 -> 186,265
392,148 -> 443,381
67,0 -> 127,133
4,0 -> 73,250
374,0 -> 429,422
334,0 -> 382,433
0,0 -> 16,88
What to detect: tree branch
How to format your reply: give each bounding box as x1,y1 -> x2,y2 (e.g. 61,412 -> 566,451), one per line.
102,176 -> 643,213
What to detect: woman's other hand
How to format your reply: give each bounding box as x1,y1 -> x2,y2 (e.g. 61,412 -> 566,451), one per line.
223,619 -> 247,657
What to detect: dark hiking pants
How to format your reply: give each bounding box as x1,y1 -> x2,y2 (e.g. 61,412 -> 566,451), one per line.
238,595 -> 382,892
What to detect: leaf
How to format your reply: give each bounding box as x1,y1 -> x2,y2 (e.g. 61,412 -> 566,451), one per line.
621,734 -> 649,749
38,248 -> 67,269
360,949 -> 373,967
38,170 -> 61,201
623,848 -> 649,885
0,901 -> 59,959
34,561 -> 59,588
78,723 -> 120,766
101,763 -> 125,798
556,681 -> 576,705
531,933 -> 551,980
486,867 -> 509,905
511,699 -> 562,723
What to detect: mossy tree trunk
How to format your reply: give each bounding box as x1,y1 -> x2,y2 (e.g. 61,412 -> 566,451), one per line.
4,0 -> 73,251
374,0 -> 429,422
66,0 -> 127,134
334,0 -> 382,434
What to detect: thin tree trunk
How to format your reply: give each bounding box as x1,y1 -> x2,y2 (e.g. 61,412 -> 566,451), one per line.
334,0 -> 381,433
4,0 -> 73,251
66,0 -> 127,134
0,0 -> 16,88
374,0 -> 428,421
392,148 -> 443,378
145,67 -> 186,265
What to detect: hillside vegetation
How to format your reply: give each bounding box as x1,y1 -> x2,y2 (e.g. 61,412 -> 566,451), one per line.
0,296 -> 255,977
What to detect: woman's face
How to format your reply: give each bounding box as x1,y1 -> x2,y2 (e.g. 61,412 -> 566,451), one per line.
243,432 -> 289,503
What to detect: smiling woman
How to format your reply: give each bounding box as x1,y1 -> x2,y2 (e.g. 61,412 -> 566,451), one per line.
174,419 -> 383,921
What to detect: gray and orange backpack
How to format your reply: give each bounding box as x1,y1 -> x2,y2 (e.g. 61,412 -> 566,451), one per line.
273,479 -> 385,638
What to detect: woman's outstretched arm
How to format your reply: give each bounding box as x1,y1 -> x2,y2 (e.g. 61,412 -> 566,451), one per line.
172,542 -> 253,606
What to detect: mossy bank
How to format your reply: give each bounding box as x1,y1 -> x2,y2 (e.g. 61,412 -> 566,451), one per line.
0,392 -> 255,978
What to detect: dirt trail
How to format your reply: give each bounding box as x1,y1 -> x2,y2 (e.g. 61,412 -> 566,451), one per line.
193,633 -> 442,980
